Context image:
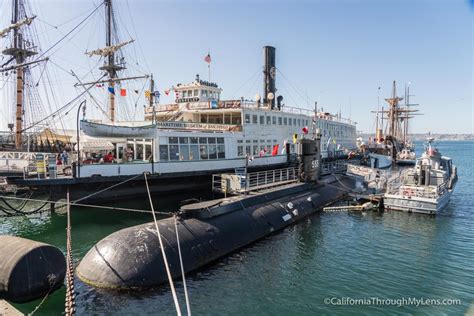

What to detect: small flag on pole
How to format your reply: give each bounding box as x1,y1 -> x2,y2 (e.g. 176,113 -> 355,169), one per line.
134,90 -> 139,94
120,88 -> 127,96
107,86 -> 115,94
145,90 -> 151,99
302,126 -> 309,135
204,52 -> 211,63
164,88 -> 170,96
292,133 -> 298,144
271,144 -> 279,156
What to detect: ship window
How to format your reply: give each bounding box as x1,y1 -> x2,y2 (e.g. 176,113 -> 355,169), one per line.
252,115 -> 258,124
199,137 -> 207,144
253,140 -> 258,143
237,146 -> 244,156
179,137 -> 188,144
217,137 -> 224,144
187,90 -> 192,96
179,145 -> 190,160
278,117 -> 282,125
209,144 -> 217,159
231,116 -> 241,125
208,137 -> 216,144
266,116 -> 271,125
253,145 -> 259,155
245,114 -> 251,124
169,137 -> 178,144
267,139 -> 271,143
289,118 -> 292,126
169,145 -> 179,160
217,145 -> 225,158
190,137 -> 198,144
246,140 -> 251,143
260,116 -> 264,125
200,144 -> 208,159
272,116 -> 276,125
182,91 -> 187,98
190,145 -> 199,160
193,89 -> 198,96
273,139 -> 277,143
237,139 -> 243,143
136,144 -> 144,160
159,145 -> 169,161
284,117 -> 287,125
245,146 -> 251,155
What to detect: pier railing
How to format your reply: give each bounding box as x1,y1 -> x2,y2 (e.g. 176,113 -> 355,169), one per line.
212,167 -> 299,195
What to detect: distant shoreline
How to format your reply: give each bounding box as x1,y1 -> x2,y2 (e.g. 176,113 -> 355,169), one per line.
357,133 -> 474,141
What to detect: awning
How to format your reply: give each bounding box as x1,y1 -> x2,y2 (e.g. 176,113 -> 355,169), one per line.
74,141 -> 114,151
37,128 -> 72,143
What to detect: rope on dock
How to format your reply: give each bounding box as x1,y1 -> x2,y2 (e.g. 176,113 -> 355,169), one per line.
64,188 -> 75,316
144,173 -> 182,316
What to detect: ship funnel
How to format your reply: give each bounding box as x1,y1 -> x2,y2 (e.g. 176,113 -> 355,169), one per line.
263,46 -> 276,110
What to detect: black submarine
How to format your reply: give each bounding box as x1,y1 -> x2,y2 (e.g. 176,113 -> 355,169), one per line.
76,136 -> 356,289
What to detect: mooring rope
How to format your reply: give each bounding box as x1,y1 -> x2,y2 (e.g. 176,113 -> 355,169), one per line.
74,173 -> 144,203
144,173 -> 182,316
174,215 -> 191,316
64,188 -> 76,316
0,195 -> 172,215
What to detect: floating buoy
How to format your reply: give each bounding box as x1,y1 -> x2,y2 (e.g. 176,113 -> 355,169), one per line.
0,236 -> 66,303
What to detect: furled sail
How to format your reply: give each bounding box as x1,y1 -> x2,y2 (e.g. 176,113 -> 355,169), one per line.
85,39 -> 135,57
0,16 -> 36,37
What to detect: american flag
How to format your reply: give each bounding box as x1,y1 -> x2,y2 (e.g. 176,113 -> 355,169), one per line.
204,52 -> 211,63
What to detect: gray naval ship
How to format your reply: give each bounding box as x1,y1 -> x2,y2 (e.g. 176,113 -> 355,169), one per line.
384,138 -> 457,215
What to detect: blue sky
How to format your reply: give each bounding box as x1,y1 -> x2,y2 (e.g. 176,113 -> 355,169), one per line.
0,0 -> 472,133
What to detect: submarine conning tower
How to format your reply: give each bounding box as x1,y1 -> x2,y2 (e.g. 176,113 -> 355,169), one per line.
263,46 -> 276,109
297,134 -> 322,183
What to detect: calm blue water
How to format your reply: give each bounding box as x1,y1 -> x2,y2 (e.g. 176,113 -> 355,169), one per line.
1,141 -> 473,315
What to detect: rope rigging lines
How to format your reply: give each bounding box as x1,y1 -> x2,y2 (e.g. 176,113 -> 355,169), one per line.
144,172 -> 191,316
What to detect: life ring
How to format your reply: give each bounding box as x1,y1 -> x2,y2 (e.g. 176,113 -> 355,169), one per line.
402,188 -> 413,197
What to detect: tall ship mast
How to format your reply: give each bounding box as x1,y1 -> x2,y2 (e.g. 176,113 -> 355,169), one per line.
79,0 -> 148,124
1,0 -> 39,149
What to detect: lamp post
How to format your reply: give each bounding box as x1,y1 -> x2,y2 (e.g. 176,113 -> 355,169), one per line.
76,100 -> 86,178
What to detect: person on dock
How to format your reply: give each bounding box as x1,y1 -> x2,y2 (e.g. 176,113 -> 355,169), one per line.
61,151 -> 69,165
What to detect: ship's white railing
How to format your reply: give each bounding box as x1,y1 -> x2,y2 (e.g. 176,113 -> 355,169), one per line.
385,168 -> 413,194
397,181 -> 448,199
212,167 -> 298,195
150,100 -> 356,125
23,164 -> 73,179
321,159 -> 360,176
0,151 -> 53,173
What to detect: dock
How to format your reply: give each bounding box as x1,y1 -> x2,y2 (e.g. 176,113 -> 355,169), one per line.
0,300 -> 22,316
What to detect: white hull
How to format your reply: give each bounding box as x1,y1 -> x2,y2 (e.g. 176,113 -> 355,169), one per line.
77,155 -> 288,178
369,153 -> 392,169
384,189 -> 453,215
81,120 -> 156,138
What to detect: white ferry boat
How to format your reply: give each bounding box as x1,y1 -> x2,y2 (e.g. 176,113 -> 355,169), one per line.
9,47 -> 357,201
77,47 -> 356,179
384,138 -> 457,214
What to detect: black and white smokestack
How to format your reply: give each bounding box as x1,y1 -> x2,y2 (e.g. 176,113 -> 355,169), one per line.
263,46 -> 276,110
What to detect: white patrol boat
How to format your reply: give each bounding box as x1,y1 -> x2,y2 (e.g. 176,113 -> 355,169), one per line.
384,138 -> 457,214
